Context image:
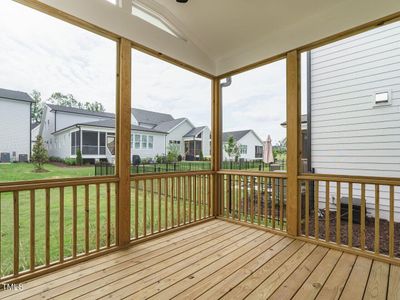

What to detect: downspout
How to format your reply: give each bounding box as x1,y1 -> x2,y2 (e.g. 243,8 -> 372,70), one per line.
220,77 -> 232,167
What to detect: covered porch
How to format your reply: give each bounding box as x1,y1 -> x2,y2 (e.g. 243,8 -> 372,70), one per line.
1,0 -> 400,299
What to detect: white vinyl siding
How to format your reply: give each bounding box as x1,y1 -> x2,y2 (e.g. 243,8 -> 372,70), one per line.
310,21 -> 400,221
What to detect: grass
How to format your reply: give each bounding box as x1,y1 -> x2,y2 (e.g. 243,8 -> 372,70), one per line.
0,163 -> 95,182
0,163 -> 210,277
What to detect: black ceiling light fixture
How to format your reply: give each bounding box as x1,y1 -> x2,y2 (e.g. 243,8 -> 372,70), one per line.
176,0 -> 189,3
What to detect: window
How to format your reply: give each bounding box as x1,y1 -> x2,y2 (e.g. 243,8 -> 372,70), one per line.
255,146 -> 263,158
148,136 -> 154,149
135,134 -> 140,149
240,145 -> 247,155
169,140 -> 181,145
100,132 -> 106,155
82,131 -> 99,155
141,135 -> 147,149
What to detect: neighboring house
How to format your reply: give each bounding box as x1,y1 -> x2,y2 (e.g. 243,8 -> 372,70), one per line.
38,104 -> 210,162
222,130 -> 263,161
287,21 -> 400,220
0,88 -> 33,162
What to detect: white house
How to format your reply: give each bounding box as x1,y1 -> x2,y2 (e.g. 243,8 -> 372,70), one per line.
0,88 -> 33,162
38,104 -> 210,163
223,130 -> 263,161
303,21 -> 400,221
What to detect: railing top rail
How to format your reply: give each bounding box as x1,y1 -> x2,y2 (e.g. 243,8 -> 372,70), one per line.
217,170 -> 288,178
298,173 -> 400,186
0,176 -> 119,192
130,170 -> 214,180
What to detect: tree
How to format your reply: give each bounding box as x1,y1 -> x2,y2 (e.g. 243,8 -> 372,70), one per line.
31,90 -> 43,123
224,136 -> 240,161
31,135 -> 48,171
48,92 -> 105,112
76,149 -> 83,166
166,144 -> 180,163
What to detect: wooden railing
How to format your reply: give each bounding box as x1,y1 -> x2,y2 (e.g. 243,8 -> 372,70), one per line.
217,171 -> 288,232
130,171 -> 214,240
298,173 -> 400,262
0,176 -> 119,282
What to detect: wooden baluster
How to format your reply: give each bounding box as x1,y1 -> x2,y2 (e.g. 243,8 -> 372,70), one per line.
143,179 -> 147,236
45,188 -> 50,265
389,185 -> 395,258
244,176 -> 248,222
135,180 -> 139,239
360,183 -> 366,251
194,175 -> 197,221
188,176 -> 192,223
336,182 -> 341,245
72,186 -> 77,258
158,178 -> 161,232
106,183 -> 111,248
279,178 -> 284,231
314,180 -> 319,240
250,176 -> 255,224
272,179 -> 276,229
151,179 -> 154,234
203,175 -> 207,219
197,175 -> 201,220
164,178 -> 168,229
60,187 -> 65,261
30,190 -> 35,271
114,184 -> 119,245
95,184 -> 100,251
257,177 -> 261,226
208,175 -> 211,217
264,177 -> 268,228
238,176 -> 241,222
85,185 -> 89,254
13,191 -> 19,275
225,175 -> 229,219
231,175 -> 235,220
348,183 -> 353,248
184,176 -> 187,224
177,176 -> 181,226
374,184 -> 380,254
305,181 -> 309,237
325,181 -> 330,242
171,177 -> 174,227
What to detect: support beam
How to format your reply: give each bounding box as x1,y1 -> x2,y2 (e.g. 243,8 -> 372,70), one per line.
212,78 -> 222,216
286,50 -> 301,236
117,38 -> 132,245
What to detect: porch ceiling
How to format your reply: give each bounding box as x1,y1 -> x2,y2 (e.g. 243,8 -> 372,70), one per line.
37,0 -> 400,76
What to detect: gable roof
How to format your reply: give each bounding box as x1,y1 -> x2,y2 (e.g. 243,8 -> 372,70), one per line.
54,118 -> 166,135
0,88 -> 33,103
152,118 -> 187,132
184,126 -> 206,138
47,104 -> 115,118
132,108 -> 174,125
223,130 -> 252,143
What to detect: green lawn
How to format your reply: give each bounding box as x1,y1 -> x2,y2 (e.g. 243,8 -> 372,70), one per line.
0,163 -> 210,277
0,163 -> 95,182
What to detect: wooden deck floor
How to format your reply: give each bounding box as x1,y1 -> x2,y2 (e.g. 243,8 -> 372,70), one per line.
1,219 -> 400,300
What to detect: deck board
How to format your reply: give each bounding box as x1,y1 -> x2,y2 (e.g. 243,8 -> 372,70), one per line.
0,219 -> 398,300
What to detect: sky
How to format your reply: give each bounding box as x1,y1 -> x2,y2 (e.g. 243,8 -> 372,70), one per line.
0,0 -> 308,143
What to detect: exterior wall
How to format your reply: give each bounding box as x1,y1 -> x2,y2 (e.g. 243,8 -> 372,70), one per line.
0,98 -> 31,161
40,106 -> 56,156
310,21 -> 400,220
131,131 -> 166,160
223,132 -> 263,160
51,130 -> 74,159
166,120 -> 194,155
55,111 -> 112,131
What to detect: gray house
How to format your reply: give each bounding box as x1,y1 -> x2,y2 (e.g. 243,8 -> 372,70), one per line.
0,88 -> 33,162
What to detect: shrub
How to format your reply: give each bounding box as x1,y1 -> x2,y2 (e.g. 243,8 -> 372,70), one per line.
64,158 -> 76,166
177,154 -> 183,162
155,155 -> 167,164
167,144 -> 180,163
132,155 -> 141,166
199,151 -> 204,161
49,156 -> 64,163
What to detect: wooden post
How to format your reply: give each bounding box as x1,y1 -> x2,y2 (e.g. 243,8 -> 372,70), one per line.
211,78 -> 222,217
117,38 -> 132,246
286,50 -> 301,236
